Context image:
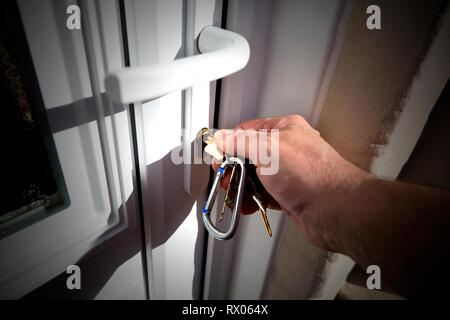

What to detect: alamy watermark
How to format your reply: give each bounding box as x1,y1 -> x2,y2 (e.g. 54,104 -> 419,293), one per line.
170,129 -> 280,176
366,264 -> 382,290
66,5 -> 81,30
66,264 -> 81,290
366,5 -> 381,30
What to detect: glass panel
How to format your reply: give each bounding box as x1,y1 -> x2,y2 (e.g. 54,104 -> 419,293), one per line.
0,1 -> 70,239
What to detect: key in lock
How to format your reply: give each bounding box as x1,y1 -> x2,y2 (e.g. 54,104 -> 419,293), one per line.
198,128 -> 272,240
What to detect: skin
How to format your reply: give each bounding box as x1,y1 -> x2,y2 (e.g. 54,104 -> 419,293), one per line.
211,114 -> 450,299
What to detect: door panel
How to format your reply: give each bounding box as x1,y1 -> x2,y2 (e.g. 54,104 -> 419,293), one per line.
124,0 -> 222,299
0,0 -> 146,299
204,0 -> 353,300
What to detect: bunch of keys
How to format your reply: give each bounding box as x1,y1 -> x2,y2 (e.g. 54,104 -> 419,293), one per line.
198,128 -> 272,240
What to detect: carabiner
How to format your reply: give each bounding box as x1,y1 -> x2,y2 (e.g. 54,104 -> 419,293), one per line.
202,157 -> 246,240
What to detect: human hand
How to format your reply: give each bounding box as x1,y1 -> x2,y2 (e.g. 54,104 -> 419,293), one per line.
212,114 -> 370,250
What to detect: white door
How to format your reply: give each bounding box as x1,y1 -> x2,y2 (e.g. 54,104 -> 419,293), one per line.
0,0 -> 146,299
1,0 -> 224,300
124,0 -> 353,300
122,0 -> 223,299
1,0 -> 354,300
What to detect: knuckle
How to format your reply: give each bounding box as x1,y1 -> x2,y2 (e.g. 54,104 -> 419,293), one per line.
289,114 -> 307,125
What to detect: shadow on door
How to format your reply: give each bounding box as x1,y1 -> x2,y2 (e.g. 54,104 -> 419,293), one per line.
22,94 -> 207,299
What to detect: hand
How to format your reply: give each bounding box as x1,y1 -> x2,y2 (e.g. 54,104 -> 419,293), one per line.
212,114 -> 371,250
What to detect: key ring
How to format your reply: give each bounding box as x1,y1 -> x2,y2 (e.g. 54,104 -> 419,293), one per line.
202,156 -> 246,240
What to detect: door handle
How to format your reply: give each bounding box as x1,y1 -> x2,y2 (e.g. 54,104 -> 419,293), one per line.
104,26 -> 250,104
104,26 -> 250,198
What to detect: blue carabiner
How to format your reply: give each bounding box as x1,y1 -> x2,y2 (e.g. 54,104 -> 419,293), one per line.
202,157 -> 246,240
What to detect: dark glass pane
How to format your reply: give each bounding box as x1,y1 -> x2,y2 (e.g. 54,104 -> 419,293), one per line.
0,1 -> 70,238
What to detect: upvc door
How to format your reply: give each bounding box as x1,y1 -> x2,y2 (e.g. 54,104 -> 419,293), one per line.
122,0 -> 222,299
1,0 -> 225,300
0,0 -> 146,299
1,0 -> 355,301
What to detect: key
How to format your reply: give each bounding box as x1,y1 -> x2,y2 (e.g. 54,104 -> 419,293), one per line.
219,163 -> 237,222
246,166 -> 272,237
197,128 -> 224,161
252,195 -> 272,237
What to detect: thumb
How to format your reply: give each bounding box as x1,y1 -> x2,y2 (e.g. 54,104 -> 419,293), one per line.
213,129 -> 264,165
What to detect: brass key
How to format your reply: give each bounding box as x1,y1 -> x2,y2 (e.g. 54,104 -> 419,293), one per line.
246,169 -> 272,238
252,195 -> 272,237
197,127 -> 224,161
219,163 -> 237,222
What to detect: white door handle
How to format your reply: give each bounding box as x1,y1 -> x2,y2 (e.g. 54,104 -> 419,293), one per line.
104,26 -> 250,104
104,26 -> 250,197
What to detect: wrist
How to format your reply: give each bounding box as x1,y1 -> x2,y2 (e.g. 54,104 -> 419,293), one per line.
319,163 -> 375,258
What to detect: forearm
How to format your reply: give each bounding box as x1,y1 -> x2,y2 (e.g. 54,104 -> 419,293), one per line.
324,174 -> 450,298
214,115 -> 450,297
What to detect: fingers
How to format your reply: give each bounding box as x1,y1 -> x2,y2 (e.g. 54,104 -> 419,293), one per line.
235,114 -> 310,131
213,129 -> 266,165
212,115 -> 312,165
234,117 -> 273,130
212,160 -> 273,214
211,163 -> 281,215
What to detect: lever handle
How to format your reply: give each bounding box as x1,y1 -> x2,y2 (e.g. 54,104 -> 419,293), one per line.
104,26 -> 250,104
